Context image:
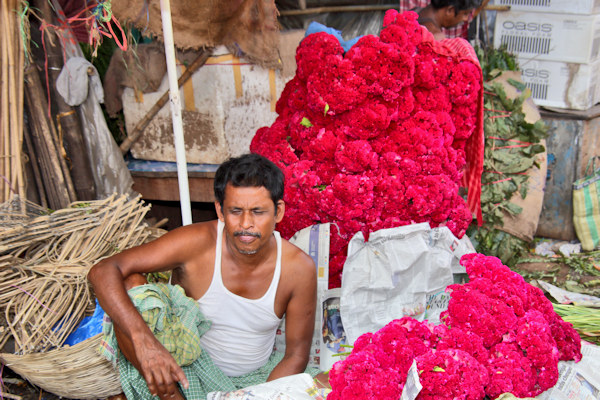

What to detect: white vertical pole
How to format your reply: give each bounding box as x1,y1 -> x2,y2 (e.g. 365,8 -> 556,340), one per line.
159,0 -> 192,225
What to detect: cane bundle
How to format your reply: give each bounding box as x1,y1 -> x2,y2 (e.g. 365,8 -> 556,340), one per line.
0,193 -> 152,264
0,0 -> 26,203
0,260 -> 93,354
0,194 -> 164,355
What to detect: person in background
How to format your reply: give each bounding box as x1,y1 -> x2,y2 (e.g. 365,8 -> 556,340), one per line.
400,0 -> 483,40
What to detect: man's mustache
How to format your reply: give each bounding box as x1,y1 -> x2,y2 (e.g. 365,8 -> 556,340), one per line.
234,231 -> 261,238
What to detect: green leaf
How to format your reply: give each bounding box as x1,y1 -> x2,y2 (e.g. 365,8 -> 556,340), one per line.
324,103 -> 330,116
433,366 -> 445,372
504,202 -> 523,215
507,78 -> 527,92
300,117 -> 313,128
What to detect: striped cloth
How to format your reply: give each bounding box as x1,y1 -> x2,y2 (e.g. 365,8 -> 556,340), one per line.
99,283 -> 320,399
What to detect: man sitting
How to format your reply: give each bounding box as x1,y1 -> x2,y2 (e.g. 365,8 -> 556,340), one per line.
88,154 -> 318,399
414,0 -> 481,40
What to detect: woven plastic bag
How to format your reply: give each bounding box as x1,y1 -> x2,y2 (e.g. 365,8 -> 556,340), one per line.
573,156 -> 600,251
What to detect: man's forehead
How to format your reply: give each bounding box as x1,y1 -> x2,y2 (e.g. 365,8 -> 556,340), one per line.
223,184 -> 274,206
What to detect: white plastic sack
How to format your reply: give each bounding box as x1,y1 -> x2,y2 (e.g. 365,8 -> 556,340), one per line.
340,223 -> 474,344
206,373 -> 324,400
51,0 -> 135,198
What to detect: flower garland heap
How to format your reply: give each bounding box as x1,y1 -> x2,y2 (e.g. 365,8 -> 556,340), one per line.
251,10 -> 481,287
328,254 -> 582,400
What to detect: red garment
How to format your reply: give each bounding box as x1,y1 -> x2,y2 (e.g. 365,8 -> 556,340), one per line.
57,0 -> 94,43
419,27 -> 484,224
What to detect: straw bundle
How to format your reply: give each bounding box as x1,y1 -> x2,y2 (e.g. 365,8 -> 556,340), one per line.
0,194 -> 161,353
0,193 -> 152,264
0,0 -> 26,203
0,334 -> 122,399
0,195 -> 170,397
0,261 -> 94,354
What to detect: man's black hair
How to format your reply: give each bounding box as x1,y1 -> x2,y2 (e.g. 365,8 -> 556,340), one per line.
431,0 -> 480,12
214,153 -> 285,208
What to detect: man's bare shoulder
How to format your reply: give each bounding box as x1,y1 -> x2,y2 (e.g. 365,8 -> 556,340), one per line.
150,219 -> 219,256
165,219 -> 217,240
280,238 -> 316,278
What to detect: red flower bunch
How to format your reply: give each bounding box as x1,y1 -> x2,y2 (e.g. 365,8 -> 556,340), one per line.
328,254 -> 582,400
416,349 -> 489,400
251,10 -> 482,287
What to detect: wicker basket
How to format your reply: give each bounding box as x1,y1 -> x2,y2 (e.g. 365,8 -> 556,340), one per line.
0,334 -> 122,399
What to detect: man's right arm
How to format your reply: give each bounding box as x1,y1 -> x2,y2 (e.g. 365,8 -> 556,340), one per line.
88,225 -> 204,398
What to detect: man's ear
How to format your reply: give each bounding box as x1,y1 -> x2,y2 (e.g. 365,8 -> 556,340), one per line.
215,201 -> 225,222
275,200 -> 285,223
446,5 -> 458,16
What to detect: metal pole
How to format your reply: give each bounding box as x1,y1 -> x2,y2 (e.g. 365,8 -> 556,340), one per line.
159,0 -> 192,225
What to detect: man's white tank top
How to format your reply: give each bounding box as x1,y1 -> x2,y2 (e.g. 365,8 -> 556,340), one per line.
196,220 -> 283,376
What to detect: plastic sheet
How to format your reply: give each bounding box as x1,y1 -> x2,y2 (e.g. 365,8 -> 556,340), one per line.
51,0 -> 135,198
278,0 -> 389,38
63,300 -> 105,346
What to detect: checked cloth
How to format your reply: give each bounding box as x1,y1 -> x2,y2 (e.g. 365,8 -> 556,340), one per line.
99,283 -> 319,399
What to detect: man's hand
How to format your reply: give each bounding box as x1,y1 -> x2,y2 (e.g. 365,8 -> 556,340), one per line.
134,335 -> 189,399
115,324 -> 189,399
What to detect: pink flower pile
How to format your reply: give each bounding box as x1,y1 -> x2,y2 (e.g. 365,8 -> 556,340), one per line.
250,10 -> 481,287
328,254 -> 582,400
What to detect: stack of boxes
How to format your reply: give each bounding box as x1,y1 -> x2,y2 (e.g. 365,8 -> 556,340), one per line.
493,0 -> 600,110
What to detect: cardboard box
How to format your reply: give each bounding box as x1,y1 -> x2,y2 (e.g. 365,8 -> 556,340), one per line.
518,57 -> 600,110
494,12 -> 600,63
496,0 -> 600,15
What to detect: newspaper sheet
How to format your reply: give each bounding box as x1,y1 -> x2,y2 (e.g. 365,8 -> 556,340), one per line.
400,360 -> 423,400
536,280 -> 600,307
537,344 -> 600,400
320,288 -> 348,371
274,224 -> 330,368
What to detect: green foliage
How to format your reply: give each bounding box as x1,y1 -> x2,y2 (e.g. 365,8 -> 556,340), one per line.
80,39 -> 117,81
468,48 -> 548,266
301,117 -> 313,128
474,45 -> 518,81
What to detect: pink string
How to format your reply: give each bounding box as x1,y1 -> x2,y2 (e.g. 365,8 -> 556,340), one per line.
9,284 -> 58,315
0,174 -> 17,194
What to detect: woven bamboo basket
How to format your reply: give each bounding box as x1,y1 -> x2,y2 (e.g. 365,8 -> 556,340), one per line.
0,195 -> 168,399
0,334 -> 122,399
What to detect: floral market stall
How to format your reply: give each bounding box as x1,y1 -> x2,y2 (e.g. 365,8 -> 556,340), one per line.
251,10 -> 484,288
249,8 -> 596,400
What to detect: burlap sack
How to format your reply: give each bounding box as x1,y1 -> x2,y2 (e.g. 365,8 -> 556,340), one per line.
111,0 -> 280,68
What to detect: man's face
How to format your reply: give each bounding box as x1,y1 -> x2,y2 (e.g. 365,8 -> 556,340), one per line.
444,7 -> 472,28
215,184 -> 284,256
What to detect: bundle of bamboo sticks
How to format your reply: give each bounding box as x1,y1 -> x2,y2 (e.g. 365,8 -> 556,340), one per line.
0,194 -> 152,265
0,258 -> 94,354
0,194 -> 166,354
0,0 -> 25,203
